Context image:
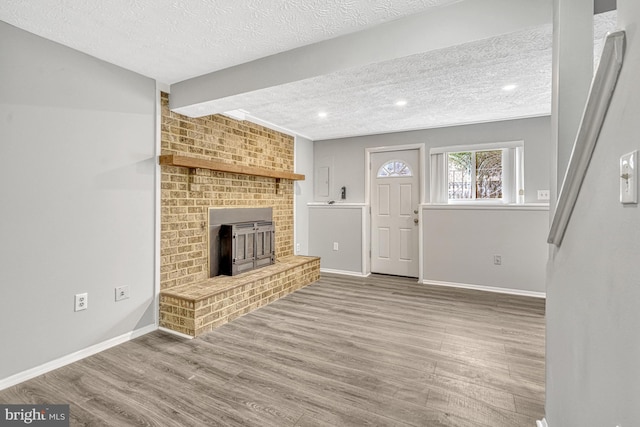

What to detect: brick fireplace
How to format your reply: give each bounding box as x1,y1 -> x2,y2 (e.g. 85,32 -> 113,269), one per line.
158,92 -> 319,336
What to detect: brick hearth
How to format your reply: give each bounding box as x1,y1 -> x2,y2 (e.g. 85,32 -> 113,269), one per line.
160,255 -> 320,337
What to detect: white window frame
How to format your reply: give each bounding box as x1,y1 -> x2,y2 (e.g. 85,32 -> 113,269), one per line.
430,141 -> 524,204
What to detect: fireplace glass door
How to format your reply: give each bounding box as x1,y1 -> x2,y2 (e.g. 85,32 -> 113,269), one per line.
220,221 -> 275,276
255,222 -> 274,268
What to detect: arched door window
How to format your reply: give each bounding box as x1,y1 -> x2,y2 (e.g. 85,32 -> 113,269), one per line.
377,160 -> 413,178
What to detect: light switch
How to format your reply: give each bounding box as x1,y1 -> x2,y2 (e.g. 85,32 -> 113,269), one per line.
620,150 -> 637,204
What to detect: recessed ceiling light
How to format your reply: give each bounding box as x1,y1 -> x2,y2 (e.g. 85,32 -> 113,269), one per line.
395,100 -> 408,107
318,111 -> 328,118
502,84 -> 518,91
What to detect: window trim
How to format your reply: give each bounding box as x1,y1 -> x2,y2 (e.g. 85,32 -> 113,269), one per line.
430,141 -> 524,204
430,140 -> 524,155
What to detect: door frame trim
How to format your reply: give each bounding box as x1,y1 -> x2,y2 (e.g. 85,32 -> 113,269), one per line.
365,143 -> 425,281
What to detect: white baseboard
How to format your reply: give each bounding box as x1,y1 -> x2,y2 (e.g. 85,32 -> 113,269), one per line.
536,418 -> 549,427
0,324 -> 157,391
422,279 -> 546,298
158,326 -> 194,340
320,268 -> 370,278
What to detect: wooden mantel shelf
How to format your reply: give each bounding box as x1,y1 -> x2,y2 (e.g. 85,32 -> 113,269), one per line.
159,154 -> 305,181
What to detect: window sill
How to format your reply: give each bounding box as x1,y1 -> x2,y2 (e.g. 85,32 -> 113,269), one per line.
422,203 -> 549,211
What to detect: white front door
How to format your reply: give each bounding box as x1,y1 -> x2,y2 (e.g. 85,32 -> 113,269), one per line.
371,150 -> 420,277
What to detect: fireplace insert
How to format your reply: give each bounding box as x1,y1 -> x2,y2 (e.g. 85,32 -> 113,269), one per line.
219,221 -> 275,276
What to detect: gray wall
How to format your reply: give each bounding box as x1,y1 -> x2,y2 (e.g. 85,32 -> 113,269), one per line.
423,206 -> 548,293
546,1 -> 640,425
294,136 -> 314,255
311,117 -> 551,281
551,0 -> 594,196
0,22 -> 156,382
309,206 -> 363,274
314,116 -> 551,204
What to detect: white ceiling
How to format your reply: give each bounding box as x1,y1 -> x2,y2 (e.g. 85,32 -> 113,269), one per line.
0,1 -> 617,140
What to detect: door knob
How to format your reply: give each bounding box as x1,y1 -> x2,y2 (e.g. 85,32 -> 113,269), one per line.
414,218 -> 419,224
413,209 -> 418,214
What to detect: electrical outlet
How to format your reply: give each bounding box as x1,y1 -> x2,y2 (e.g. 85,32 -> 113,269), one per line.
494,255 -> 502,265
115,285 -> 130,302
74,293 -> 88,312
537,190 -> 550,201
333,242 -> 339,251
296,243 -> 300,253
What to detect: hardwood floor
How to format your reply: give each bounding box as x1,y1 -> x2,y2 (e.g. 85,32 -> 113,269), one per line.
0,274 -> 545,426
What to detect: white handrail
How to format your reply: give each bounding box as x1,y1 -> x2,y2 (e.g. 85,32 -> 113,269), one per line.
548,31 -> 626,246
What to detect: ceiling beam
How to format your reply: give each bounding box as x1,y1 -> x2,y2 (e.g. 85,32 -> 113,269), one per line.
594,0 -> 616,14
170,0 -> 552,118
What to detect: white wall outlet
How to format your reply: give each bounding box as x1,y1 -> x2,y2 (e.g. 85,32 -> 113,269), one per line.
620,150 -> 637,204
74,293 -> 88,312
296,243 -> 300,253
494,255 -> 502,265
115,285 -> 130,302
333,242 -> 339,251
537,190 -> 550,201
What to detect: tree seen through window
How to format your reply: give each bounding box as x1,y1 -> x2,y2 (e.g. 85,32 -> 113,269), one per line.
448,150 -> 503,200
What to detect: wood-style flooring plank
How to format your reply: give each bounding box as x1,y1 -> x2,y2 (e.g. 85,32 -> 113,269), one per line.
0,273 -> 545,426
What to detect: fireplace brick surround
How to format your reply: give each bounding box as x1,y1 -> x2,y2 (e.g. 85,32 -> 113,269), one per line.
159,92 -> 319,336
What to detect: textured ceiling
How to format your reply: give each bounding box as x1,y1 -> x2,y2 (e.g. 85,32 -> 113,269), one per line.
234,11 -> 616,140
0,2 -> 617,141
224,26 -> 555,140
0,0 -> 456,84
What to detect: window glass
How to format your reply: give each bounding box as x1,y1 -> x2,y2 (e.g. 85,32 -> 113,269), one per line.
430,141 -> 523,204
448,152 -> 472,199
447,150 -> 503,200
475,150 -> 503,199
377,160 -> 413,178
